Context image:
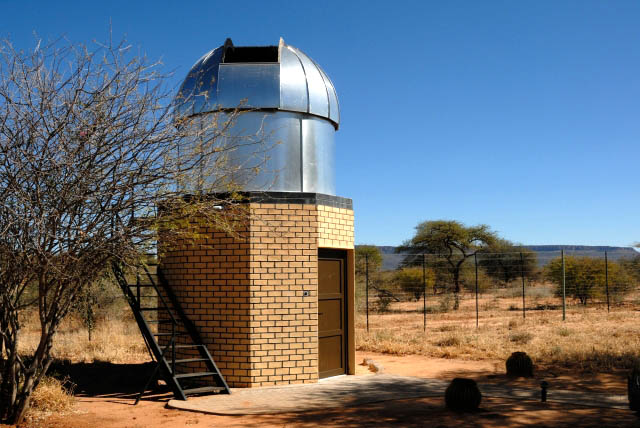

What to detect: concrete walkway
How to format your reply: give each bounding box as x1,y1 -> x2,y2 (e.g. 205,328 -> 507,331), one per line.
166,375 -> 629,415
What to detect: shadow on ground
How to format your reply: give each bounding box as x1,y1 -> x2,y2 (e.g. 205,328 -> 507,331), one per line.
38,361 -> 640,428
47,359 -> 171,403
252,396 -> 640,428
439,365 -> 628,395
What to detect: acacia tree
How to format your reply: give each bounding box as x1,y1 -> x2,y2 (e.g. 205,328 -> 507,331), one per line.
397,220 -> 497,309
478,239 -> 538,284
0,36 -> 264,423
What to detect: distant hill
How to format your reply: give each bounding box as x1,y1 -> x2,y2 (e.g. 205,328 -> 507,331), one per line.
374,246 -> 406,271
525,245 -> 639,266
361,245 -> 639,271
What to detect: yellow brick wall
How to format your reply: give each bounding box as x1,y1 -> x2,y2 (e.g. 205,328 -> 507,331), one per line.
160,223 -> 254,386
318,205 -> 355,249
247,203 -> 319,385
160,202 -> 354,388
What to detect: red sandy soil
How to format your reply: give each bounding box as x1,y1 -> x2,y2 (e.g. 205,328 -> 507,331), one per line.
10,352 -> 640,428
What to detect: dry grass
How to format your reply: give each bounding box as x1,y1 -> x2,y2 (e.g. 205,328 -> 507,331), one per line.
14,283 -> 640,383
508,331 -> 534,345
9,302 -> 149,423
18,307 -> 149,364
357,288 -> 640,372
24,376 -> 75,423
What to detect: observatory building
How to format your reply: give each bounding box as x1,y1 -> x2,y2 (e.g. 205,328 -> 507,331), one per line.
161,38 -> 355,387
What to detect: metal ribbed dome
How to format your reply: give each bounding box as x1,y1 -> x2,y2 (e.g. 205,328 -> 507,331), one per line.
174,38 -> 339,129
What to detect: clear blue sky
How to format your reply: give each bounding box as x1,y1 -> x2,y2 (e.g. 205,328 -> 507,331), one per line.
2,0 -> 638,247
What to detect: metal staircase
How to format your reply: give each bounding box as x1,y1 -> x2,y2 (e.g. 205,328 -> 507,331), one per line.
112,260 -> 230,403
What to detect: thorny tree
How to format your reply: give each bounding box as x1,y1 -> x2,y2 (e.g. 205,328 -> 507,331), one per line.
0,36 -> 267,423
397,220 -> 497,309
478,239 -> 538,284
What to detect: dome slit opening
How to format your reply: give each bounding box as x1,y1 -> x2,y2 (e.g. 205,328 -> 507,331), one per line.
223,46 -> 278,63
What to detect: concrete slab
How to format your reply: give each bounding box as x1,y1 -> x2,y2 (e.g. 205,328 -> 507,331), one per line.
166,375 -> 630,415
167,375 -> 446,415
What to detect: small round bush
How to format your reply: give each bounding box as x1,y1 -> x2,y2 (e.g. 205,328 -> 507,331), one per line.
445,378 -> 481,412
628,364 -> 640,411
506,351 -> 534,377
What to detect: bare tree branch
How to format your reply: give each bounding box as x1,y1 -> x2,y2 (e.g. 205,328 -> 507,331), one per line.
0,34 -> 267,424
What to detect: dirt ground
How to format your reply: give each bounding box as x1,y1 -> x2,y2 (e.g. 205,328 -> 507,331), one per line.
14,352 -> 640,428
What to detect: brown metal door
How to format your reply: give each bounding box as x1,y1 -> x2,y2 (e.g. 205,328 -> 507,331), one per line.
318,249 -> 347,379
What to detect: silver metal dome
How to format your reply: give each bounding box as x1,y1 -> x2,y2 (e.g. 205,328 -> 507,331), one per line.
175,38 -> 339,129
175,39 -> 339,195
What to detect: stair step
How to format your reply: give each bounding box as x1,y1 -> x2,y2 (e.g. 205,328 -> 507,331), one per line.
173,358 -> 208,364
182,386 -> 227,395
113,262 -> 231,402
175,371 -> 219,379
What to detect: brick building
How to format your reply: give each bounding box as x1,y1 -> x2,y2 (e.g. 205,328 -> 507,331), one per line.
160,39 -> 355,387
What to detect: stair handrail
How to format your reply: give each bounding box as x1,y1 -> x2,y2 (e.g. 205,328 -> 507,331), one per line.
139,264 -> 179,326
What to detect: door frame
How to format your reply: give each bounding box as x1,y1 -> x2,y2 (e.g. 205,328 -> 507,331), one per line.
318,248 -> 349,378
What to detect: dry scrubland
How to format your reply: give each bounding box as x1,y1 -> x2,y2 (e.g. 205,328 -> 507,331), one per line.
17,307 -> 148,422
18,308 -> 149,364
15,283 -> 640,421
357,284 -> 640,372
17,285 -> 640,373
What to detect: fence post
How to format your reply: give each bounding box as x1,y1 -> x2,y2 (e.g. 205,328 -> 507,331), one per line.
561,249 -> 566,321
365,253 -> 369,332
474,253 -> 479,329
422,253 -> 426,331
520,252 -> 526,320
605,251 -> 610,313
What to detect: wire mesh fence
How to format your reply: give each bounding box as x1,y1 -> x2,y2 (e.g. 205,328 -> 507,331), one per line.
356,249 -> 640,332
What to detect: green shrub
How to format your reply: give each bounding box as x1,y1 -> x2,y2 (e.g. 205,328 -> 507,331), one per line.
393,266 -> 435,301
545,256 -> 635,305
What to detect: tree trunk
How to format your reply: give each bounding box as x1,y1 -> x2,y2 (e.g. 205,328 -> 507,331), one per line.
0,338 -> 17,422
0,317 -> 7,357
1,319 -> 56,424
9,339 -> 53,424
453,270 -> 460,310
